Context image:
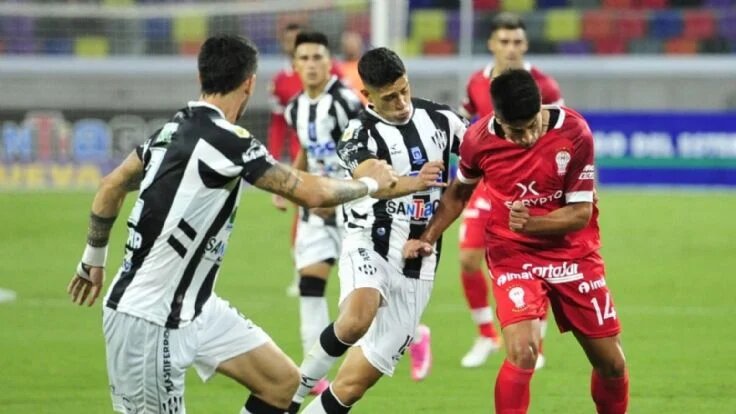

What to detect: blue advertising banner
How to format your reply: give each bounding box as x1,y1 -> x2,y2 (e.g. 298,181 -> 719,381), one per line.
585,112 -> 736,187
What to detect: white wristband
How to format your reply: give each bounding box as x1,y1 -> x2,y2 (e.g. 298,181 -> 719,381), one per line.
357,177 -> 379,195
81,244 -> 108,267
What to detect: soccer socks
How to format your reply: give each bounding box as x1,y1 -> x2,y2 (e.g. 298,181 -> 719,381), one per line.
241,395 -> 287,414
301,385 -> 351,414
591,369 -> 629,414
495,359 -> 534,414
299,276 -> 329,355
292,323 -> 351,407
461,269 -> 498,339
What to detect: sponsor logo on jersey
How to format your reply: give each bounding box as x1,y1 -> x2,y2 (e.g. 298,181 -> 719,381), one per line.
505,181 -> 563,209
126,228 -> 142,250
555,150 -> 571,176
242,140 -> 269,163
386,199 -> 440,221
410,146 -> 426,165
307,141 -> 337,158
204,237 -> 226,263
578,277 -> 606,294
579,164 -> 595,180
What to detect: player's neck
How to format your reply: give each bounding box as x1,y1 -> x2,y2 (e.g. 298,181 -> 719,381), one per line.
306,78 -> 330,99
200,94 -> 243,124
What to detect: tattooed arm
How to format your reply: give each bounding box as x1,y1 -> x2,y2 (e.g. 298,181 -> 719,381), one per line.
254,159 -> 398,208
68,151 -> 143,307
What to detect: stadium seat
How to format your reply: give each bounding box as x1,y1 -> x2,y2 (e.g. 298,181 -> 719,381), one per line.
410,9 -> 447,42
103,0 -> 134,5
75,36 -> 110,57
718,10 -> 736,40
682,10 -> 715,40
501,0 -> 536,12
537,0 -> 569,8
423,39 -> 456,54
527,39 -> 558,53
704,0 -> 734,6
178,40 -> 201,56
558,40 -> 592,54
401,38 -> 423,57
173,15 -> 207,43
522,11 -> 547,40
447,11 -> 461,41
638,0 -> 668,8
43,38 -> 74,55
664,37 -> 699,54
144,18 -> 171,41
545,9 -> 581,42
582,10 -> 614,40
649,11 -> 683,39
473,0 -> 500,10
602,0 -> 634,8
593,38 -> 627,54
628,38 -> 663,53
615,11 -> 648,40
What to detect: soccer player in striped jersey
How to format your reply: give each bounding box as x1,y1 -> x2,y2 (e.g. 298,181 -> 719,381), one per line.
66,35 -> 397,414
290,47 -> 467,413
280,31 -> 363,396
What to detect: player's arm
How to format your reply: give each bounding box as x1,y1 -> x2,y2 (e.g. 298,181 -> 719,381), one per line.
254,160 -> 397,208
67,151 -> 143,307
509,201 -> 592,235
352,159 -> 445,199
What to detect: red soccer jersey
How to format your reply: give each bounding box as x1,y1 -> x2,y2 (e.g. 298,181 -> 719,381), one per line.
457,106 -> 600,261
461,63 -> 563,119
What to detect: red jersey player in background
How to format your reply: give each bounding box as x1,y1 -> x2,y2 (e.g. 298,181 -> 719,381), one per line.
405,69 -> 628,414
456,13 -> 563,370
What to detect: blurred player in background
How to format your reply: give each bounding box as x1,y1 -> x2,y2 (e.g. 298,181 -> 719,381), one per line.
290,47 -> 466,413
456,12 -> 563,370
66,34 -> 398,414
280,31 -> 363,396
339,31 -> 367,104
405,69 -> 628,414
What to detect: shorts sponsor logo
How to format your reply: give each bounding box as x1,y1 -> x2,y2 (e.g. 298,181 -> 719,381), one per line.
496,271 -> 533,286
161,395 -> 183,414
508,287 -> 526,309
578,277 -> 606,294
497,262 -> 584,285
162,329 -> 174,394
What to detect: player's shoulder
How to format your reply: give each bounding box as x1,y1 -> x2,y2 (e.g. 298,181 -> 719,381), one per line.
412,97 -> 459,116
463,113 -> 494,148
529,65 -> 555,82
329,79 -> 361,102
468,67 -> 489,85
555,106 -> 593,141
340,118 -> 367,143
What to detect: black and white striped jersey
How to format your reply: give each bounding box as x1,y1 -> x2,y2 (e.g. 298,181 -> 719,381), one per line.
285,75 -> 362,226
337,98 -> 467,280
104,101 -> 276,329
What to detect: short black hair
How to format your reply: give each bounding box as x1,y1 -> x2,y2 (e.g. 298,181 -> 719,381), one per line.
358,47 -> 406,88
198,34 -> 258,95
490,12 -> 526,36
491,69 -> 541,123
294,31 -> 329,50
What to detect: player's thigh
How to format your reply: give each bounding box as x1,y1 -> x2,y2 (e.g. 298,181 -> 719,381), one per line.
358,277 -> 433,377
103,308 -> 192,414
295,222 -> 341,271
545,253 -> 622,338
216,341 -> 299,397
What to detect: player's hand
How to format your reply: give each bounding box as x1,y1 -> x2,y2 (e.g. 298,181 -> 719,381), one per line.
403,239 -> 434,259
416,160 -> 446,190
310,207 -> 336,219
67,264 -> 105,307
272,194 -> 288,211
361,159 -> 399,191
509,200 -> 530,232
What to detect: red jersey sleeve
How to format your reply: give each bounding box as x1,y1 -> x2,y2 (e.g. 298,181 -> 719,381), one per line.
563,117 -> 595,204
457,125 -> 483,184
539,74 -> 563,105
460,78 -> 477,120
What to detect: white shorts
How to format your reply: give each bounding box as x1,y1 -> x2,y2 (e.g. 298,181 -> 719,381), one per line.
338,247 -> 433,376
102,295 -> 271,414
294,220 -> 342,270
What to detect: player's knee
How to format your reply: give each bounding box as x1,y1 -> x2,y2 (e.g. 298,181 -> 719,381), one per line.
506,339 -> 539,369
267,363 -> 300,406
595,355 -> 627,378
331,375 -> 369,406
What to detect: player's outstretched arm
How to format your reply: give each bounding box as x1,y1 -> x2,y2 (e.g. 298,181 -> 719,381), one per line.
353,160 -> 446,199
404,179 -> 477,259
254,159 -> 398,208
68,151 -> 143,307
509,200 -> 592,235
271,148 -> 307,212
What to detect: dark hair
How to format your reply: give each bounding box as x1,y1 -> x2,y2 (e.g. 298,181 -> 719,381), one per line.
358,47 -> 406,88
198,34 -> 258,95
490,12 -> 526,36
294,31 -> 329,50
491,69 -> 541,123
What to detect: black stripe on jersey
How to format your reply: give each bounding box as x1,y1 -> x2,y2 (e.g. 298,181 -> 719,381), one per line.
288,100 -> 299,129
166,184 -> 240,328
178,219 -> 197,240
308,103 -> 318,142
167,235 -> 187,258
193,263 -> 219,319
326,101 -> 342,144
198,159 -> 235,188
368,124 -> 393,260
432,112 -> 454,183
400,120 -> 430,278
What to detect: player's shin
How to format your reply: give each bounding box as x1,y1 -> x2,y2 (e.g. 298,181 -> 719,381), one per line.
591,369 -> 629,414
302,385 -> 351,414
292,323 -> 352,406
495,359 -> 534,414
299,276 -> 329,355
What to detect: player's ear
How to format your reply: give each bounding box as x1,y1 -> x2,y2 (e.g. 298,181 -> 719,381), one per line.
243,74 -> 256,96
360,88 -> 372,104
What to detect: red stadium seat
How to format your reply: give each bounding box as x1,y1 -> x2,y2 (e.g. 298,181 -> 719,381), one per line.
638,0 -> 668,8
593,38 -> 627,54
582,11 -> 614,40
179,40 -> 201,56
473,0 -> 499,10
664,37 -> 699,54
614,12 -> 647,40
603,0 -> 634,8
423,39 -> 456,55
683,10 -> 715,40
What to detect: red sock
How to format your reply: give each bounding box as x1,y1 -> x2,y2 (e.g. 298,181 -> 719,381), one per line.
495,359 -> 534,414
461,270 -> 498,338
591,369 -> 629,414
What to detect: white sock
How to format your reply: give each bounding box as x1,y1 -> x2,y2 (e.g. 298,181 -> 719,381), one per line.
293,337 -> 341,404
300,296 -> 330,356
470,306 -> 494,325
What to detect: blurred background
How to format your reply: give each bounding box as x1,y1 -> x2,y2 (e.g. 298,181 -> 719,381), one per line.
1,0 -> 735,189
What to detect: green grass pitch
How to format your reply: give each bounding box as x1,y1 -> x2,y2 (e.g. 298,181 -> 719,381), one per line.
1,189 -> 735,413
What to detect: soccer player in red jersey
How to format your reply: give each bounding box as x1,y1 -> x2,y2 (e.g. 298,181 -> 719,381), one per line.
405,69 -> 628,414
456,13 -> 563,369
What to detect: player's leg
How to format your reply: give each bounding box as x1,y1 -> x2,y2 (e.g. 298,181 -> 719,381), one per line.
574,333 -> 628,414
536,303 -> 549,370
285,209 -> 300,297
489,259 -> 548,414
191,296 -> 299,413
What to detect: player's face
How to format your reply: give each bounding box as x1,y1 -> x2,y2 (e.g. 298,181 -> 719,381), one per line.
363,75 -> 412,124
496,110 -> 544,148
488,28 -> 528,71
293,43 -> 332,89
281,28 -> 300,56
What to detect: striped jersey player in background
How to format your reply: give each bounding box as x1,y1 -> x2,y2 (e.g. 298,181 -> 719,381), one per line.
290,47 -> 467,413
66,35 -> 398,414
280,31 -> 363,396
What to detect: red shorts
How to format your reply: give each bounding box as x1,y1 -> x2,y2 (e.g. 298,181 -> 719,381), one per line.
488,251 -> 621,338
459,187 -> 492,250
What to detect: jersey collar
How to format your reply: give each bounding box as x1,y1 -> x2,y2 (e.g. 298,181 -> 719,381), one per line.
188,100 -> 227,119
365,103 -> 415,126
487,105 -> 566,136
